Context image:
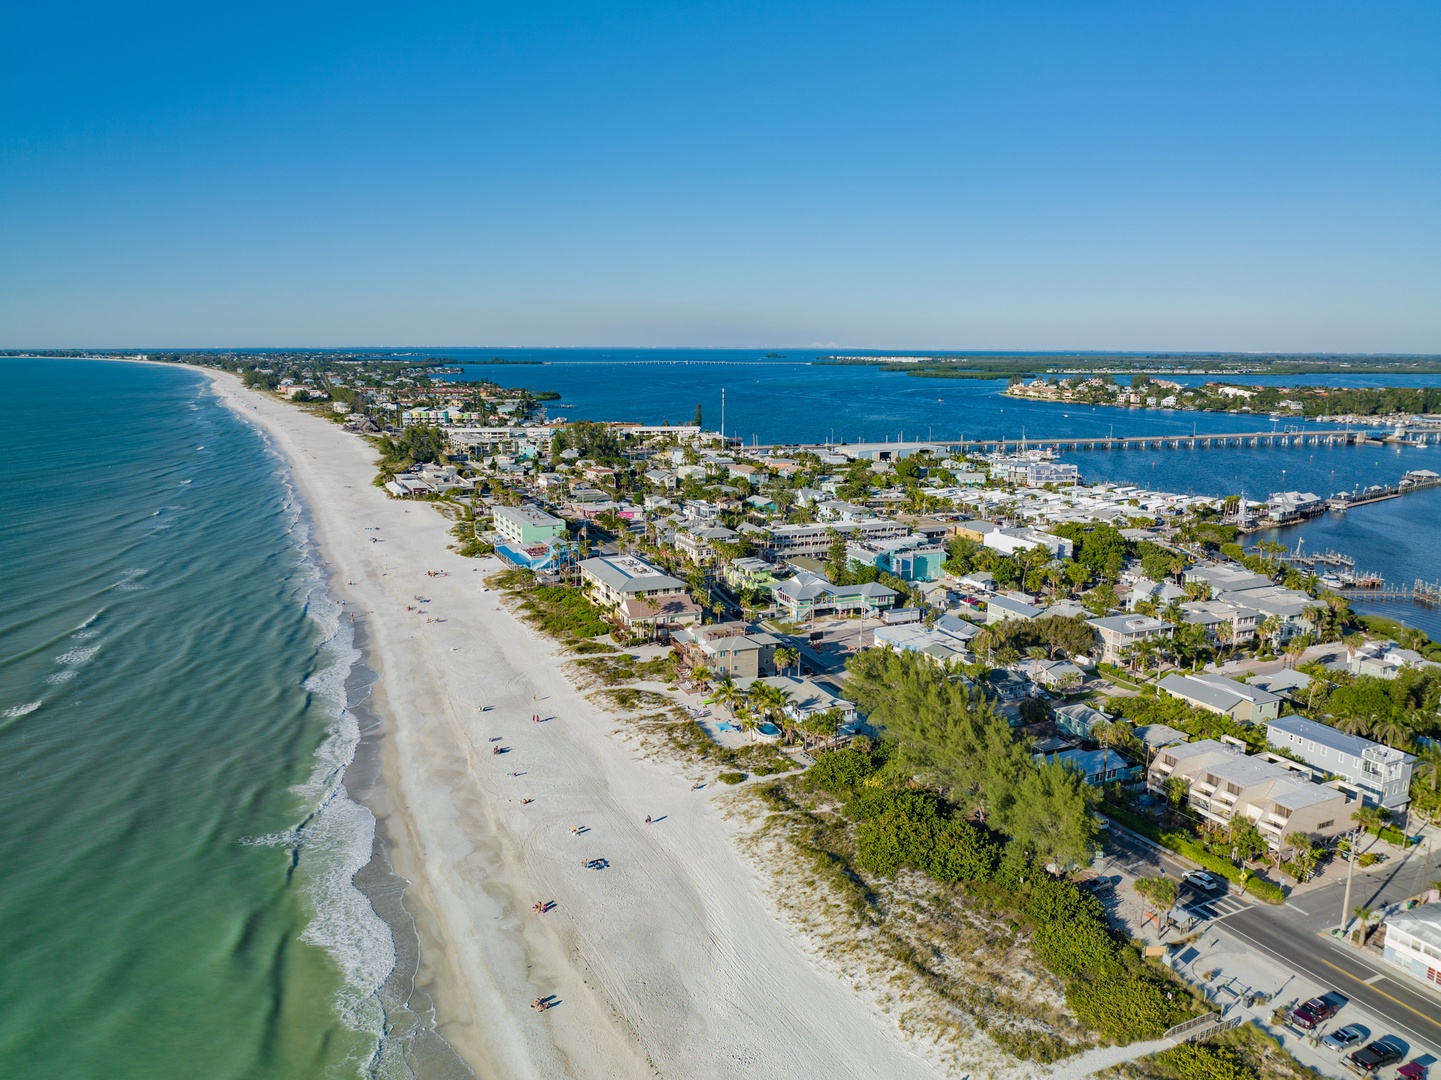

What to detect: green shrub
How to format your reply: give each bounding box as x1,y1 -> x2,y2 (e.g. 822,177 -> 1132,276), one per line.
718,771 -> 746,785
1148,1041 -> 1257,1079
807,748 -> 876,793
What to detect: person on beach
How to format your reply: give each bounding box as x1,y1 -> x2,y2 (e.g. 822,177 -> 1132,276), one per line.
644,816 -> 651,824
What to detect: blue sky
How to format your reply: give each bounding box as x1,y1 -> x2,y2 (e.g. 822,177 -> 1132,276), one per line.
2,2 -> 1438,350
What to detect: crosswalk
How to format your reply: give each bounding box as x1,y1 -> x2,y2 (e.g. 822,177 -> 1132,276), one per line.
1188,892 -> 1250,920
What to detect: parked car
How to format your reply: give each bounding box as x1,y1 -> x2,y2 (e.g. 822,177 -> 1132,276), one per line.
1321,1024 -> 1366,1051
1182,870 -> 1221,892
1080,877 -> 1115,896
1292,994 -> 1343,1030
1348,1036 -> 1405,1074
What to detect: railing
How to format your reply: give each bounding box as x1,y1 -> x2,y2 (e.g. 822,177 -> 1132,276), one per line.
1165,1013 -> 1242,1042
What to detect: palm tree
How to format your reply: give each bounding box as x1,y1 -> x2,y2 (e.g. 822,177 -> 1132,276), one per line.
1214,621 -> 1235,661
1257,614 -> 1283,654
1369,715 -> 1412,750
1413,743 -> 1441,796
1335,713 -> 1373,738
1351,905 -> 1376,946
773,646 -> 800,677
713,672 -> 742,718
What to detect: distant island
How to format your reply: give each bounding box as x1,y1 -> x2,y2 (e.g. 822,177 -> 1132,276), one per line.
1005,375 -> 1441,419
816,352 -> 1441,379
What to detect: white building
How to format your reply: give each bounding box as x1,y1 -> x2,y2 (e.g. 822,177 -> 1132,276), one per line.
1381,905 -> 1441,990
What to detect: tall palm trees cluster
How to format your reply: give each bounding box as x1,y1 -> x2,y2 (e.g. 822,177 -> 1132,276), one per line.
709,671 -> 843,746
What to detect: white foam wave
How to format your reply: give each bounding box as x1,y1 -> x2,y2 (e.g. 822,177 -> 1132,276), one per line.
111,569 -> 147,592
55,646 -> 100,666
46,670 -> 77,684
241,483 -> 400,1068
3,701 -> 41,718
76,609 -> 105,630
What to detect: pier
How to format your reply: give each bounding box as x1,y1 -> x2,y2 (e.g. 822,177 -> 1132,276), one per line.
1328,471 -> 1441,512
1337,580 -> 1441,606
928,428 -> 1382,454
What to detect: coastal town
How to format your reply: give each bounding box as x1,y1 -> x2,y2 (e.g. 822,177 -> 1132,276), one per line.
200,354 -> 1441,1080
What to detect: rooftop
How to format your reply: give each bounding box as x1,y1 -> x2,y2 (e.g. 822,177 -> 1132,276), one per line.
1267,714 -> 1414,765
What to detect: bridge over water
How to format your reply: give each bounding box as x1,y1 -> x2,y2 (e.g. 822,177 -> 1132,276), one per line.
933,428 -> 1406,454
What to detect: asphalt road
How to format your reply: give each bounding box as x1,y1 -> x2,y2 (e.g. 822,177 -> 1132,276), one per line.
1101,825 -> 1441,1055
1219,906 -> 1441,1055
1282,846 -> 1441,934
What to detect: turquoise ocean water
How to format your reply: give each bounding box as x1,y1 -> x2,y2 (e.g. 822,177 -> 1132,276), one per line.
0,359 -> 464,1080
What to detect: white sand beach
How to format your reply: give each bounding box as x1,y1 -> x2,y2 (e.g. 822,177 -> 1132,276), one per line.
204,370 -> 952,1080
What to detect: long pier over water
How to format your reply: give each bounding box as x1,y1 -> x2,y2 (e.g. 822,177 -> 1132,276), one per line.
936,428 -> 1398,454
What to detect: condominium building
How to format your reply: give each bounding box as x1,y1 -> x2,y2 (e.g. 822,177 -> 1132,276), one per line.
670,622 -> 780,679
1148,739 -> 1349,849
579,554 -> 690,611
762,520 -> 910,559
492,504 -> 567,547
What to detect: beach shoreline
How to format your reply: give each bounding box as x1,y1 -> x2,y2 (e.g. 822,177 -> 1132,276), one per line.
193,366 -> 959,1080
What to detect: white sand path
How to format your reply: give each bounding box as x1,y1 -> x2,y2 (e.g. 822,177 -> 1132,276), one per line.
205,372 -> 953,1080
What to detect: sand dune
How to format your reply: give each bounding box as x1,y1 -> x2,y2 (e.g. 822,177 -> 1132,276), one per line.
206,371 -> 948,1080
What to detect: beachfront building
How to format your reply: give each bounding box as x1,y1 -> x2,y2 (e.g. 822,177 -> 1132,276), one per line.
1380,906 -> 1441,990
773,571 -> 898,622
671,622 -> 780,679
751,675 -> 859,732
1158,672 -> 1281,724
1265,715 -> 1414,813
579,554 -> 700,637
1086,614 -> 1172,664
1147,738 -> 1349,850
492,504 -> 567,547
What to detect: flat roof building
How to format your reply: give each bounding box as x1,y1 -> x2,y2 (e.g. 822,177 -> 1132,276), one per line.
493,504 -> 567,547
1381,905 -> 1441,991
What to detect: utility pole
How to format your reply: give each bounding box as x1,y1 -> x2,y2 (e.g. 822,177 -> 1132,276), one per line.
1340,827 -> 1358,939
1413,836 -> 1434,899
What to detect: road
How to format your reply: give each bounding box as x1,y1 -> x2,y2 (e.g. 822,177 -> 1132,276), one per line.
1101,825 -> 1441,1056
1280,845 -> 1441,934
1219,906 -> 1441,1055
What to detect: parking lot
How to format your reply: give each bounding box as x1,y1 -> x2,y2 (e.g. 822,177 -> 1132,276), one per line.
1091,826 -> 1439,1077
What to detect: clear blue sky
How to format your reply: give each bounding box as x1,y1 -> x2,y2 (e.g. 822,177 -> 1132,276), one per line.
2,2 -> 1438,350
